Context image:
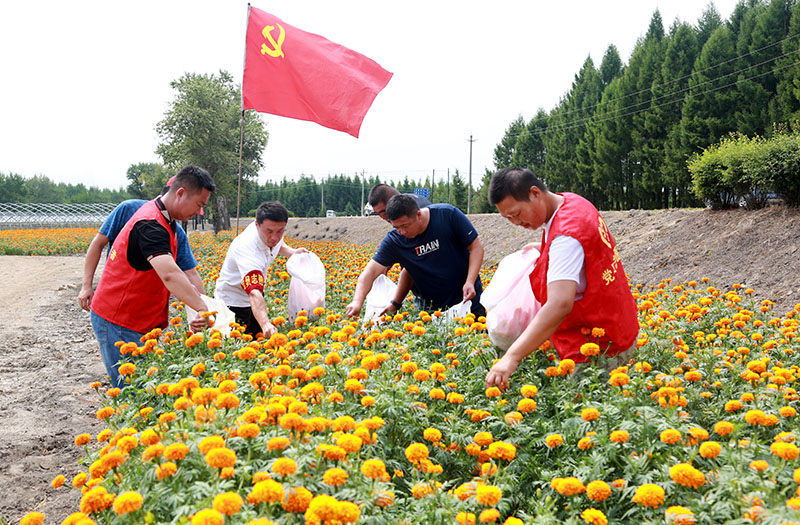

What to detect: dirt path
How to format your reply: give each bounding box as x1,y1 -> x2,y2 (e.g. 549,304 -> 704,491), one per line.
0,256 -> 104,524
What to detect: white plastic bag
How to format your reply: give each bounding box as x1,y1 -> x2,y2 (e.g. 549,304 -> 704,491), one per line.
363,274 -> 397,323
434,299 -> 472,324
480,248 -> 541,351
286,251 -> 326,322
186,295 -> 236,337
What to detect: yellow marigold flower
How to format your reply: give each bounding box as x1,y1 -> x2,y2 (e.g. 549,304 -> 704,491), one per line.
545,433 -> 563,448
336,433 -> 363,453
20,513 -> 45,525
609,372 -> 629,387
586,480 -> 612,502
51,475 -> 65,489
405,442 -> 429,463
558,359 -> 576,375
669,463 -> 705,489
361,458 -> 388,479
551,477 -> 586,496
486,441 -> 516,461
164,442 -> 189,461
610,430 -> 630,443
475,485 -> 502,506
699,441 -> 722,459
580,343 -> 600,357
725,400 -> 744,412
580,508 -> 608,525
503,518 -> 524,525
156,461 -> 177,479
745,409 -> 767,425
96,406 -> 114,420
205,447 -> 236,469
281,486 -> 313,513
429,388 -> 446,400
272,457 -> 298,476
322,467 -> 348,486
660,429 -> 681,444
237,423 -> 260,439
578,437 -> 595,450
581,407 -> 600,421
111,491 -> 143,515
142,443 -> 165,461
79,485 -> 114,514
199,435 -> 226,454
191,508 -> 224,525
517,398 -> 537,413
212,492 -> 243,516
781,406 -> 798,418
771,442 -> 800,460
714,420 -> 734,436
632,483 -> 665,508
247,479 -> 284,504
750,460 -> 769,471
456,512 -> 476,525
360,395 -> 376,407
665,506 -> 696,525
74,433 -> 91,446
266,436 -> 290,451
423,427 -> 442,442
474,431 -> 493,446
118,362 -> 136,376
479,509 -> 501,523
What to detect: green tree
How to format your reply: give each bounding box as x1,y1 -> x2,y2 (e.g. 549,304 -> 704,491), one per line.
0,172 -> 29,202
156,71 -> 268,232
451,170 -> 468,212
774,1 -> 800,125
126,162 -> 170,200
511,108 -> 548,174
493,116 -> 526,169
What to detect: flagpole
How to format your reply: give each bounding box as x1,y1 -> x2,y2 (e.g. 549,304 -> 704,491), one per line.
236,109 -> 245,233
236,4 -> 251,234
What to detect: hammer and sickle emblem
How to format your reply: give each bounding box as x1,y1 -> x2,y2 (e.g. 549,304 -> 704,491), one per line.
597,216 -> 612,250
261,24 -> 286,58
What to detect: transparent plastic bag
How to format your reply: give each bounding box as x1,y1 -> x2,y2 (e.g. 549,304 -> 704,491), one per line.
186,294 -> 236,337
434,299 -> 472,324
480,248 -> 541,351
363,274 -> 397,323
286,252 -> 326,322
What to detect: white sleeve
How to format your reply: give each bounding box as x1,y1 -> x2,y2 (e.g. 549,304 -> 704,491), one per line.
546,235 -> 584,285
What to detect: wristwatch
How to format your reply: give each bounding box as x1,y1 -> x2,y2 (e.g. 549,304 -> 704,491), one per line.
390,299 -> 402,310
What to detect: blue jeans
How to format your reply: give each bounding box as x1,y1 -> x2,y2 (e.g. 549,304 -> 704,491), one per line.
91,311 -> 144,389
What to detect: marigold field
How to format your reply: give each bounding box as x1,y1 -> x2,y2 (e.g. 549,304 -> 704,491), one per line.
19,229 -> 800,525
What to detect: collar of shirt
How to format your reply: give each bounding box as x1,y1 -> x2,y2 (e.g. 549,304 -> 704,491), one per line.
154,197 -> 174,225
543,201 -> 564,242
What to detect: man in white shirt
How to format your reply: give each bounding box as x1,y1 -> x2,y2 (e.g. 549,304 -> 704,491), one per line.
214,201 -> 306,337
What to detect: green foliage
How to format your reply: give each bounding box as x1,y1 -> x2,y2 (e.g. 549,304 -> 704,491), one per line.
156,70 -> 268,233
0,171 -> 129,203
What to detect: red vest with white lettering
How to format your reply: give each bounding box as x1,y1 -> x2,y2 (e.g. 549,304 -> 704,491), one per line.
91,200 -> 177,333
529,193 -> 639,362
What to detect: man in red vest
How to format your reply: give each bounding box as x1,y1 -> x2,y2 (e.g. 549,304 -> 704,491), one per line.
484,167 -> 638,391
91,165 -> 215,388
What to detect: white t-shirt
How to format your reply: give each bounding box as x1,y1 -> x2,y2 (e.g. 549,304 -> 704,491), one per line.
214,222 -> 283,308
543,204 -> 587,300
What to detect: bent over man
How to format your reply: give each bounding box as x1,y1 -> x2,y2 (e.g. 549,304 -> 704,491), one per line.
484,167 -> 639,391
91,166 -> 215,388
214,201 -> 306,338
346,194 -> 485,318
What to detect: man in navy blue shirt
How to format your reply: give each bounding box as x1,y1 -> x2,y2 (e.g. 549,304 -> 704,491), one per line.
78,182 -> 204,311
346,194 -> 485,317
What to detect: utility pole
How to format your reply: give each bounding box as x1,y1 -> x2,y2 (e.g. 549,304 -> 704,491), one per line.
321,176 -> 325,215
467,133 -> 476,214
360,171 -> 365,215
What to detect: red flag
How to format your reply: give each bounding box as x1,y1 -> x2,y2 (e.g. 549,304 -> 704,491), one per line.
242,6 -> 393,138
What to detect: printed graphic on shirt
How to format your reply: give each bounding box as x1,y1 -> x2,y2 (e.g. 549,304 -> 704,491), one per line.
414,239 -> 440,256
241,270 -> 265,294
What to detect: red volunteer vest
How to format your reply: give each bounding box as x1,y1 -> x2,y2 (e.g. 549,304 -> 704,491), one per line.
530,193 -> 639,362
91,200 -> 178,333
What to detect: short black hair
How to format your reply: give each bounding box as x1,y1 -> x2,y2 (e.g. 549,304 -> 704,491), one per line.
256,201 -> 289,224
368,184 -> 400,207
386,194 -> 419,221
488,167 -> 547,205
169,166 -> 216,195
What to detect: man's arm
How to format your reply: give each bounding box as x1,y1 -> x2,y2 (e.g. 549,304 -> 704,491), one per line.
278,243 -> 308,258
345,259 -> 389,317
78,233 -> 110,311
184,267 -> 206,296
248,289 -> 277,337
462,237 -> 485,301
149,255 -> 209,330
484,279 -> 576,391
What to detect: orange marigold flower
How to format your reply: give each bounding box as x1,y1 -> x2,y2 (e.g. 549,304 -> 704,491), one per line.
551,477 -> 586,496
272,457 -> 298,476
750,460 -> 769,471
632,483 -> 665,508
714,421 -> 734,436
164,442 -> 190,461
669,463 -> 705,489
20,513 -> 45,525
581,408 -> 600,421
113,491 -> 143,515
191,508 -> 224,525
247,479 -> 284,504
361,458 -> 388,479
212,492 -> 243,516
405,442 -> 429,463
580,508 -> 608,525
660,429 -> 681,444
205,447 -> 236,469
580,343 -> 600,357
51,475 -> 65,489
282,486 -> 313,513
156,462 -> 177,479
474,485 -> 502,506
665,506 -> 696,525
699,441 -> 722,459
586,480 -> 611,502
323,467 -> 348,486
610,430 -> 630,443
545,433 -> 563,448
